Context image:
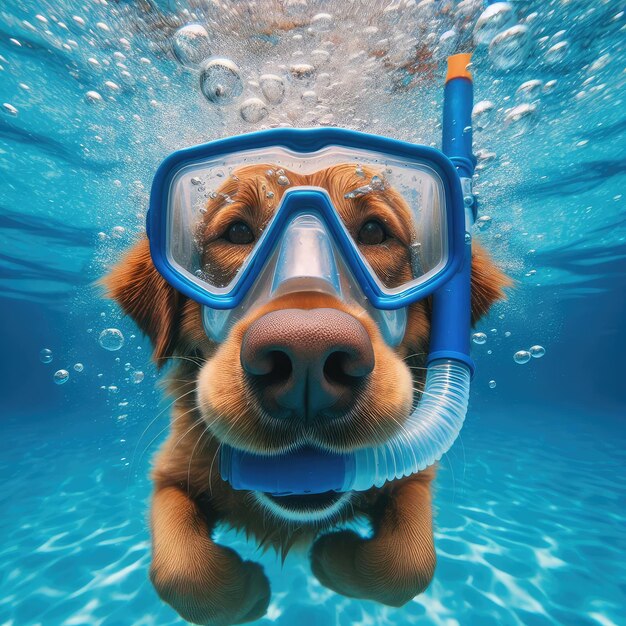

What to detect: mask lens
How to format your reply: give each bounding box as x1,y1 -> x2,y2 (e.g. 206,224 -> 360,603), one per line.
164,146 -> 449,300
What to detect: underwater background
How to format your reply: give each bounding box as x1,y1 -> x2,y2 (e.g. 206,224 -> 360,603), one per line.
1,1 -> 624,624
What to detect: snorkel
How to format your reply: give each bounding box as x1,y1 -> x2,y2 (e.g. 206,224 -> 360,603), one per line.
219,54 -> 477,494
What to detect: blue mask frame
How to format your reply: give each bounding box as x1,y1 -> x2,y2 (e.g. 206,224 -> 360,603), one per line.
146,127 -> 466,312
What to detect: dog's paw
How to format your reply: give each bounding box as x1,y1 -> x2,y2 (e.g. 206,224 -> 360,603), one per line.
150,544 -> 270,625
311,530 -> 434,607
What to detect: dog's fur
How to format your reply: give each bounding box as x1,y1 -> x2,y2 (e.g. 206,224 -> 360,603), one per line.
103,164 -> 509,625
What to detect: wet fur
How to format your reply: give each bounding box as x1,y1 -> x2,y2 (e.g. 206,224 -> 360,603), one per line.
103,164 -> 509,624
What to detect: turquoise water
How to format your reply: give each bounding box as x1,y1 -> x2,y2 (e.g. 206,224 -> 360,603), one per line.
1,1 -> 625,625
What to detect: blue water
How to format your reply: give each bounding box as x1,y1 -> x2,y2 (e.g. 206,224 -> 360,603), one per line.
1,1 -> 625,625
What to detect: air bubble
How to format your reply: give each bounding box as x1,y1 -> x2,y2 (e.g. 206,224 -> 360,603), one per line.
302,90 -> 318,105
240,97 -> 269,123
544,41 -> 569,66
172,24 -> 211,67
476,215 -> 492,231
311,13 -> 333,32
370,176 -> 385,190
85,90 -> 103,104
474,2 -> 516,45
111,226 -> 125,238
489,380 -> 497,389
259,74 -> 285,105
514,350 -> 531,364
289,63 -> 316,80
54,370 -> 69,385
472,100 -> 494,131
310,49 -> 330,67
40,348 -> 53,364
472,332 -> 487,345
516,79 -> 543,102
504,103 -> 537,135
73,363 -> 84,372
2,103 -> 18,116
99,328 -> 125,351
199,58 -> 243,104
529,345 -> 545,358
543,80 -> 557,93
489,25 -> 530,70
133,370 -> 145,384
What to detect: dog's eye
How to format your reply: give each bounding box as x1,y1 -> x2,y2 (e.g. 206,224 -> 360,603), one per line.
357,220 -> 387,245
225,221 -> 254,245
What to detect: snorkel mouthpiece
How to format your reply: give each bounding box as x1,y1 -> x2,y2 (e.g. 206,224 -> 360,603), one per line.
220,359 -> 470,494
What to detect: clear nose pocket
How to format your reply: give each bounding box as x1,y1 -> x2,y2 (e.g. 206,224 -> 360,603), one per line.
270,214 -> 342,298
201,200 -> 408,345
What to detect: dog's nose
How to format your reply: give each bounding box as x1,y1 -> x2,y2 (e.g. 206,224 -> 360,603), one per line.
240,308 -> 375,420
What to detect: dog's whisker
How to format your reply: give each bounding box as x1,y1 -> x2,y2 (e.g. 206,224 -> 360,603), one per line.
126,387 -> 199,485
170,418 -> 205,458
155,354 -> 207,367
132,400 -> 208,477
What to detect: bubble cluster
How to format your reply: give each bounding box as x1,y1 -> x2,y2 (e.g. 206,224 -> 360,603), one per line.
513,345 -> 546,364
98,328 -> 125,351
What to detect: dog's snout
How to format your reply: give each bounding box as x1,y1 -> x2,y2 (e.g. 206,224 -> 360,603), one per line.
240,308 -> 374,420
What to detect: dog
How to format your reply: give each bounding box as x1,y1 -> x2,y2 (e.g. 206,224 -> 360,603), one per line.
103,163 -> 509,625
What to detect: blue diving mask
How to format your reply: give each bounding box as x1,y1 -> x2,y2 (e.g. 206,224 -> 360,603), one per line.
147,117 -> 477,494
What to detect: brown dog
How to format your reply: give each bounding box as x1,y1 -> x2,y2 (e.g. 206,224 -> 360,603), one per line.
104,163 -> 508,625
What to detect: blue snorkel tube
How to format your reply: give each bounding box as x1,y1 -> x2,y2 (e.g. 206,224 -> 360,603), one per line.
430,53 -> 477,371
221,55 -> 477,495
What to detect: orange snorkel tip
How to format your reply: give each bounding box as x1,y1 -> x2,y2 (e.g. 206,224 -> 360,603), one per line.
445,53 -> 473,84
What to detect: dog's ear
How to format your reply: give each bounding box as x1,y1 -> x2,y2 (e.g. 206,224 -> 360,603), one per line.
100,238 -> 182,367
471,241 -> 511,325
